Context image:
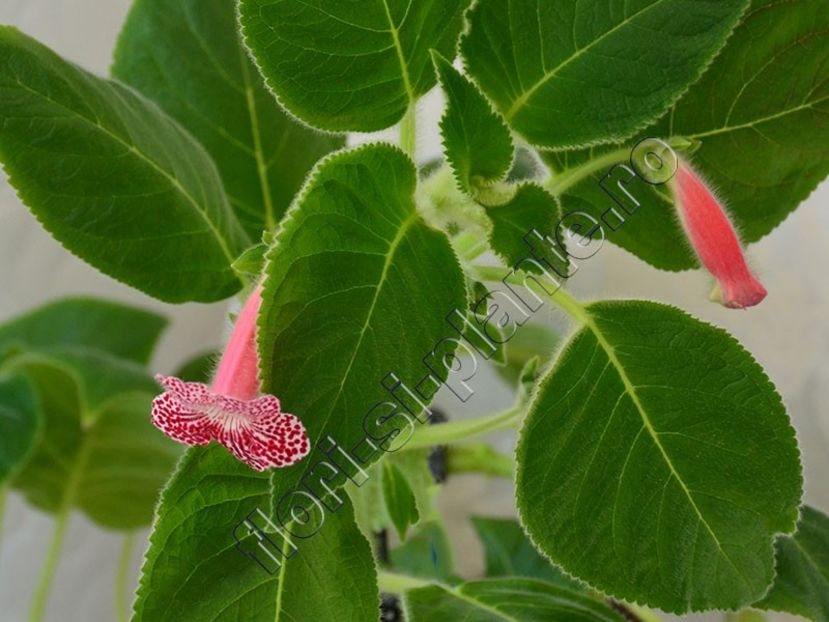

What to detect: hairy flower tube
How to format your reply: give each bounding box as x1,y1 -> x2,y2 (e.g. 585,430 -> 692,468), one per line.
671,160 -> 767,309
152,286 -> 310,471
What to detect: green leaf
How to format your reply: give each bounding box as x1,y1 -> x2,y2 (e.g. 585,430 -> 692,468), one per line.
134,144 -> 465,620
132,446 -> 379,622
516,300 -> 802,612
383,461 -> 420,540
113,0 -> 343,236
0,27 -> 248,302
0,375 -> 40,483
404,578 -> 626,621
485,183 -> 561,270
546,0 -> 829,271
757,505 -> 829,622
258,142 -> 466,476
232,243 -> 268,279
471,516 -> 580,589
461,0 -> 749,149
0,297 -> 167,365
433,51 -> 514,195
391,520 -> 455,582
6,349 -> 180,529
239,0 -> 470,131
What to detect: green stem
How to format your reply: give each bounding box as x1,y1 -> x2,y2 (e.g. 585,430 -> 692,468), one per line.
544,136 -> 695,197
28,508 -> 70,622
115,532 -> 136,622
406,404 -> 522,450
378,570 -> 431,594
452,231 -> 488,263
472,264 -> 590,325
446,444 -> 513,478
400,105 -> 417,160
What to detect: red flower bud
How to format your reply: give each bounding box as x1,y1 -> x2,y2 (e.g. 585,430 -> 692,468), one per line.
671,161 -> 767,309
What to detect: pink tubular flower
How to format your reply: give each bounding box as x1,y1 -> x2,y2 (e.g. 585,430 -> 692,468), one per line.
671,160 -> 767,309
151,286 -> 310,471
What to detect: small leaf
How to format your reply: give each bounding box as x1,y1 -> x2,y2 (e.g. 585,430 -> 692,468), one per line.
433,51 -> 514,195
0,27 -> 248,302
404,578 -> 625,621
391,520 -> 455,582
113,0 -> 343,236
516,300 -> 802,612
232,243 -> 268,280
6,348 -> 180,529
239,0 -> 471,131
485,183 -> 561,270
471,516 -> 580,589
461,0 -> 749,149
757,505 -> 829,622
383,461 -> 420,540
0,375 -> 40,483
132,446 -> 380,622
0,297 -> 167,365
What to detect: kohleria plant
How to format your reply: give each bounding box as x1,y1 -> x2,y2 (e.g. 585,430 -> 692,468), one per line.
0,0 -> 827,621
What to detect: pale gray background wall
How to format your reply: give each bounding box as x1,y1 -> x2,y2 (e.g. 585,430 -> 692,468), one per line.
0,2 -> 824,621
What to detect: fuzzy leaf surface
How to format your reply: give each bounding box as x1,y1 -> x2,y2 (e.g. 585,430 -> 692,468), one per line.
516,301 -> 802,612
239,0 -> 470,131
113,0 -> 343,236
0,27 -> 248,302
461,0 -> 748,148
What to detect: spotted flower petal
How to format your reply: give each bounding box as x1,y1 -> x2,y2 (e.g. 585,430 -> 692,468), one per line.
151,375 -> 218,446
152,375 -> 310,471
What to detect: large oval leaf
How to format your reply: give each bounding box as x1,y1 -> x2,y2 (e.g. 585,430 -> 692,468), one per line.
516,301 -> 802,612
461,0 -> 748,149
0,27 -> 248,302
132,446 -> 379,622
133,144 -> 466,620
404,578 -> 625,621
239,0 -> 470,132
113,0 -> 343,236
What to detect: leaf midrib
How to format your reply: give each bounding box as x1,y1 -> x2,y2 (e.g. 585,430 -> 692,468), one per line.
581,311 -> 751,586
505,0 -> 672,120
381,0 -> 415,103
9,75 -> 241,266
271,211 -> 419,621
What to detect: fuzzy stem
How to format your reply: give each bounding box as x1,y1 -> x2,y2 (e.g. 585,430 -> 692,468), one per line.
405,405 -> 522,450
378,570 -> 431,594
400,105 -> 417,160
115,532 -> 136,622
28,508 -> 70,622
545,136 -> 694,197
472,264 -> 590,325
446,444 -> 513,478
